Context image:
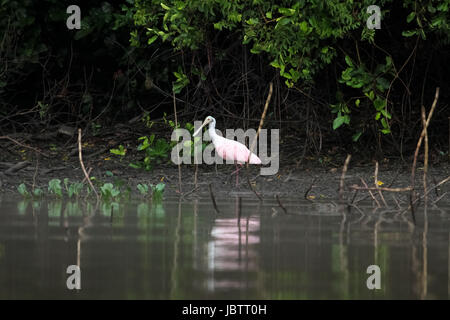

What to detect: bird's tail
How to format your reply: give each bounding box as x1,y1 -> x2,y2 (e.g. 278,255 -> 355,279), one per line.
249,153 -> 262,164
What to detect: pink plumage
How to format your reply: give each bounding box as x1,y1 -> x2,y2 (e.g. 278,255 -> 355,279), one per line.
193,115 -> 262,186
215,140 -> 262,164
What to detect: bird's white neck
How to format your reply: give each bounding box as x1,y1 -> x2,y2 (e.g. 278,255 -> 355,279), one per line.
208,122 -> 218,143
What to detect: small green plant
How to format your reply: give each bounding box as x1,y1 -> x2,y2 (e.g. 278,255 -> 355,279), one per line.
172,68 -> 190,94
17,183 -> 30,197
18,183 -> 44,198
335,55 -> 394,135
142,112 -> 154,129
100,183 -> 121,200
91,122 -> 102,136
105,171 -> 114,177
48,179 -> 63,197
63,178 -> 84,198
33,188 -> 44,197
151,183 -> 165,200
131,134 -> 171,171
110,145 -> 127,158
38,101 -> 49,120
137,183 -> 149,195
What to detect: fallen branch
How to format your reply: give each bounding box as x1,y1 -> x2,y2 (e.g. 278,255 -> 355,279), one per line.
349,185 -> 412,192
0,135 -> 49,157
4,161 -> 30,175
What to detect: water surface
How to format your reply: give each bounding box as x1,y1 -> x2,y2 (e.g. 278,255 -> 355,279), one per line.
0,196 -> 449,299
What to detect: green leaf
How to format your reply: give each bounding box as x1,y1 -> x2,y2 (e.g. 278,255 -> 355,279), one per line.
373,97 -> 386,110
352,131 -> 362,142
345,56 -> 354,67
147,35 -> 158,45
277,17 -> 291,26
402,30 -> 417,37
105,171 -> 114,177
300,21 -> 308,32
406,12 -> 415,23
333,116 -> 345,130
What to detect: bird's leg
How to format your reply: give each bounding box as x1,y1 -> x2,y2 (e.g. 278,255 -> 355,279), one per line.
231,162 -> 243,187
236,162 -> 239,187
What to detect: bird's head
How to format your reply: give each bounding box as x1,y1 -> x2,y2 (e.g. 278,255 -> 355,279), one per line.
193,116 -> 216,136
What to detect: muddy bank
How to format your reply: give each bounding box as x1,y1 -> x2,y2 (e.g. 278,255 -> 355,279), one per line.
1,156 -> 450,206
1,127 -> 450,203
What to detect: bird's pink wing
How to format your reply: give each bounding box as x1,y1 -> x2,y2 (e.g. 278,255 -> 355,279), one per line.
215,140 -> 261,164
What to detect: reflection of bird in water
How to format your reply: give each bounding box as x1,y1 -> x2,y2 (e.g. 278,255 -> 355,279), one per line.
204,197 -> 260,292
193,116 -> 261,186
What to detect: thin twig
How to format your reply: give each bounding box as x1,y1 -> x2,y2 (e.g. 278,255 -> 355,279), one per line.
421,106 -> 429,204
276,194 -> 288,214
247,82 -> 273,165
194,164 -> 198,189
360,178 -> 381,207
181,186 -> 199,199
410,87 -> 439,203
0,136 -> 49,157
392,195 -> 401,210
173,90 -> 182,193
81,167 -> 92,183
78,128 -> 99,200
374,161 -> 388,207
431,192 -> 447,206
32,157 -> 39,193
304,178 -> 316,200
208,183 -> 220,214
339,154 -> 351,203
247,176 -> 263,201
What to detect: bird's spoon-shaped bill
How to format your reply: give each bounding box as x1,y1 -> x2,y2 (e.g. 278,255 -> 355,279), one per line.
193,119 -> 210,137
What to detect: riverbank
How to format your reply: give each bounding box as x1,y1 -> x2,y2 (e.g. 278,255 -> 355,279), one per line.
1,152 -> 449,205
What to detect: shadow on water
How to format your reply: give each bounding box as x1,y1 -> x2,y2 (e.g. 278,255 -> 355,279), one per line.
0,195 -> 449,299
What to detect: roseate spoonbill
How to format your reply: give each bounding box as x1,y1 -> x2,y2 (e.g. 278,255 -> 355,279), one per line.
193,116 -> 261,186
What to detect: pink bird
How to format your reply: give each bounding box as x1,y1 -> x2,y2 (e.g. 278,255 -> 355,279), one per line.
193,116 -> 261,186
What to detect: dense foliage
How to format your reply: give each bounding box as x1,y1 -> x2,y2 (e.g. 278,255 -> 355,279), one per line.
1,0 -> 449,157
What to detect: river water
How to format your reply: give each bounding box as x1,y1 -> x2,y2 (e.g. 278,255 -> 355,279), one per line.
0,196 -> 448,299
